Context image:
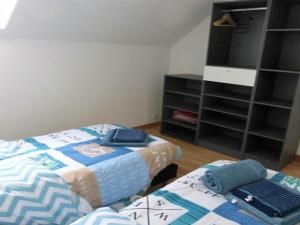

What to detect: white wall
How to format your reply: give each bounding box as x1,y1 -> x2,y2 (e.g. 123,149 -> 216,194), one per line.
0,39 -> 169,140
169,16 -> 210,75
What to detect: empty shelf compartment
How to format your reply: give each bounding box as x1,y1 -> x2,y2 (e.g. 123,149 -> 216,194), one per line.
255,71 -> 298,109
161,123 -> 196,143
198,123 -> 244,156
204,81 -> 252,102
201,109 -> 247,131
165,75 -> 202,97
163,92 -> 199,113
268,0 -> 300,30
203,95 -> 249,117
245,135 -> 283,162
207,3 -> 266,69
261,32 -> 300,72
249,105 -> 290,141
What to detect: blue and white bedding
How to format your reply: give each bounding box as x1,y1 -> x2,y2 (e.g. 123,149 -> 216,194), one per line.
0,156 -> 92,225
0,124 -> 181,208
71,160 -> 300,225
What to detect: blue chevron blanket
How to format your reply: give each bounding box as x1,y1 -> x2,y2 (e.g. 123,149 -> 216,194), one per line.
0,157 -> 92,225
0,124 -> 181,209
0,140 -> 31,160
71,207 -> 136,225
70,160 -> 300,225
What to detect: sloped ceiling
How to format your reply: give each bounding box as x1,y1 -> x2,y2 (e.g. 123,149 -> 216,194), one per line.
0,0 -> 213,46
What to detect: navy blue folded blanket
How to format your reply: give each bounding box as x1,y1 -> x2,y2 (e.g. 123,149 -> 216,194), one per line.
101,128 -> 149,147
230,179 -> 300,217
111,129 -> 147,143
201,159 -> 267,194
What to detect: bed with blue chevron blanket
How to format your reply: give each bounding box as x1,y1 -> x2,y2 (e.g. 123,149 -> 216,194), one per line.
0,156 -> 92,225
70,160 -> 300,225
0,124 -> 181,209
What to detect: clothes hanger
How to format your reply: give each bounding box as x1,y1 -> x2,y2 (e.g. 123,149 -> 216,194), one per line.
235,11 -> 253,22
234,11 -> 253,33
212,13 -> 237,27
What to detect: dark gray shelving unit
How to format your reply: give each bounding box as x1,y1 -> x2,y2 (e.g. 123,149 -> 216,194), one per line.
244,0 -> 300,169
161,74 -> 203,143
160,0 -> 300,169
199,0 -> 300,169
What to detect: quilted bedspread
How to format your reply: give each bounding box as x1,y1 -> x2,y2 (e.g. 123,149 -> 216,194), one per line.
71,160 -> 300,225
0,156 -> 92,225
1,124 -> 181,208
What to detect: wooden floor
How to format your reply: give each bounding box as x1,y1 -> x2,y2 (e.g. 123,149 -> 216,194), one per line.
145,125 -> 300,179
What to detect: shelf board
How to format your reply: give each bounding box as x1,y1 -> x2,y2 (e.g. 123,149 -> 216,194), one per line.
204,92 -> 251,103
161,129 -> 195,143
267,28 -> 300,32
201,116 -> 245,132
165,88 -> 201,98
249,127 -> 286,142
198,135 -> 242,156
206,64 -> 257,70
202,105 -> 248,118
163,104 -> 199,114
260,68 -> 300,74
254,99 -> 293,109
162,119 -> 197,130
165,74 -> 203,81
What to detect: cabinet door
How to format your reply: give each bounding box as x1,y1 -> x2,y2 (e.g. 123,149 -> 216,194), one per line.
204,66 -> 257,87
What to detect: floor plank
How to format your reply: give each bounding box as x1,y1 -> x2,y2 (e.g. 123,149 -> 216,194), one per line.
146,126 -> 300,178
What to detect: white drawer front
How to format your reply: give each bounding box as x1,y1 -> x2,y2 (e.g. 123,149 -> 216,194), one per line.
204,66 -> 257,87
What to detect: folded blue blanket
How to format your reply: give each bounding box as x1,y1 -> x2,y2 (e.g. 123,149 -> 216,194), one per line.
230,179 -> 300,217
226,193 -> 300,225
201,160 -> 267,194
101,129 -> 149,147
111,129 -> 147,143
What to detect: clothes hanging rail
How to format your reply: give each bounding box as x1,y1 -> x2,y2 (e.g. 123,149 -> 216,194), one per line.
222,7 -> 267,13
